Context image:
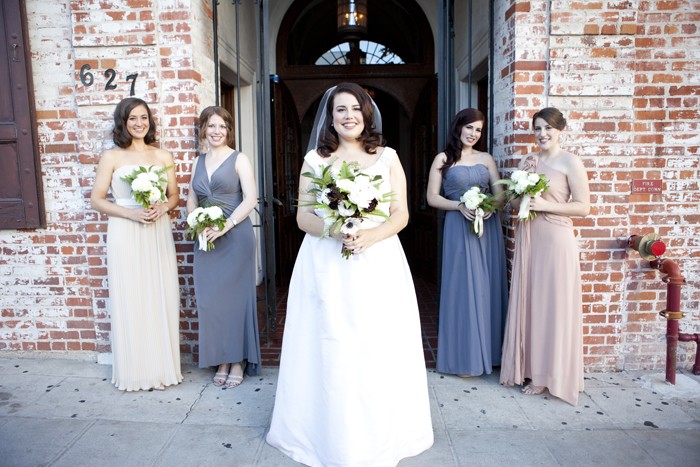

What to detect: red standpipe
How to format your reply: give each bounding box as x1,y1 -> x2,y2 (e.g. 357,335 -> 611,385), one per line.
649,258 -> 700,383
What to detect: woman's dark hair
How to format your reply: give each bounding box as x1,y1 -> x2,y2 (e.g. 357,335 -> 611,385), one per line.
440,108 -> 485,176
198,106 -> 236,148
317,82 -> 385,158
532,107 -> 567,131
112,97 -> 157,148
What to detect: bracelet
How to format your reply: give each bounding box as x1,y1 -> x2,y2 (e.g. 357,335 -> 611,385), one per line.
230,218 -> 237,228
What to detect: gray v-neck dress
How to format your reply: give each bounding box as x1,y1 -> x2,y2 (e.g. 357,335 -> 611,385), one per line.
192,151 -> 261,375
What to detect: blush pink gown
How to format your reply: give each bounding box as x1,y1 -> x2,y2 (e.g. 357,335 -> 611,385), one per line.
500,154 -> 584,406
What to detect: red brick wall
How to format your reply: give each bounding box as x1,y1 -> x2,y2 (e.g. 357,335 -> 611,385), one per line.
1,0 -> 697,373
0,0 -> 212,361
493,0 -> 699,371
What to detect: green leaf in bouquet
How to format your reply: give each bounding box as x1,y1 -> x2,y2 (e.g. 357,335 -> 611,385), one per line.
338,161 -> 357,180
480,194 -> 498,213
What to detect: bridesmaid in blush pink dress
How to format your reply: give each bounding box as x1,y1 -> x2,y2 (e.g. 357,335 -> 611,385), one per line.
500,107 -> 590,405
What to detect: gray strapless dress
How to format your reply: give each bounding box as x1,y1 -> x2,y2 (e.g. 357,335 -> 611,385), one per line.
192,152 -> 261,375
436,164 -> 508,376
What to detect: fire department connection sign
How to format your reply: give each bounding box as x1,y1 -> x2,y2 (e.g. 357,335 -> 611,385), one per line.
631,179 -> 663,194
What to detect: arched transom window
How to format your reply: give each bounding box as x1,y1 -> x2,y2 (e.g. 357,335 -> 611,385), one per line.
315,40 -> 405,65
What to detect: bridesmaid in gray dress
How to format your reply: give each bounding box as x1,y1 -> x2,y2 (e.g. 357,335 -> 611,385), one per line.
186,106 -> 261,388
427,108 -> 508,377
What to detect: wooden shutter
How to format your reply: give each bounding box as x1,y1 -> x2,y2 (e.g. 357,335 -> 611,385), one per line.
0,0 -> 44,229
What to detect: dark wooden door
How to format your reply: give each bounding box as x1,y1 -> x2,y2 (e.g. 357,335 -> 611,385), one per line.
0,0 -> 43,228
404,79 -> 438,283
272,80 -> 305,284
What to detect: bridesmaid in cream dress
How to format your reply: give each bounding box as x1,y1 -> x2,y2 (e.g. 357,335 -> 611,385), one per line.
500,107 -> 590,405
91,97 -> 182,391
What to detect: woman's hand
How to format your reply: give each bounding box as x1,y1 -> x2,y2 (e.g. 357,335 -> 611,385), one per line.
458,204 -> 475,221
204,219 -> 234,243
342,228 -> 381,256
329,226 -> 344,243
127,207 -> 156,224
459,205 -> 494,221
144,203 -> 169,222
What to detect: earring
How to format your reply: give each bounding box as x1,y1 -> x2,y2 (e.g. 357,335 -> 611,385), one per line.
330,123 -> 334,128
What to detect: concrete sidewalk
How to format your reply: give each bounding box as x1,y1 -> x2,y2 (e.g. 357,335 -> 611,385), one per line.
1,356 -> 699,466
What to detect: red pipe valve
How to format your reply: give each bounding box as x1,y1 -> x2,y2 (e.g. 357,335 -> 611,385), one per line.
628,233 -> 666,260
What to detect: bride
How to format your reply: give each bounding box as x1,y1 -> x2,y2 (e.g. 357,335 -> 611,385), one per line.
266,82 -> 433,466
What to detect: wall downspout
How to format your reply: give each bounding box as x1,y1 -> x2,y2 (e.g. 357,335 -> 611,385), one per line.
234,0 -> 243,146
488,0 -> 494,155
437,0 -> 455,151
467,0 -> 472,107
212,0 -> 219,105
255,0 -> 277,338
544,0 -> 551,107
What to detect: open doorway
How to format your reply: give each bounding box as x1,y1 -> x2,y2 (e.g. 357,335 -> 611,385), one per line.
271,0 -> 437,286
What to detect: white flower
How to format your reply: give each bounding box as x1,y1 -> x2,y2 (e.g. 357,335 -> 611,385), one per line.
131,173 -> 154,192
186,210 -> 200,227
341,218 -> 361,235
338,200 -> 356,217
147,187 -> 162,203
511,170 -> 528,182
460,186 -> 486,210
347,175 -> 379,209
319,188 -> 332,204
514,180 -> 531,194
145,169 -> 160,183
527,172 -> 540,184
336,178 -> 355,193
204,206 -> 224,220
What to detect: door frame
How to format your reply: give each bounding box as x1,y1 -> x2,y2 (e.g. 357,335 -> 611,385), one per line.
256,0 -> 459,318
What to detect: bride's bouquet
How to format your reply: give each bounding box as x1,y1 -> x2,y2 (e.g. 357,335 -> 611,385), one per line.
302,160 -> 392,259
120,165 -> 169,209
496,170 -> 549,220
186,205 -> 228,251
459,186 -> 497,237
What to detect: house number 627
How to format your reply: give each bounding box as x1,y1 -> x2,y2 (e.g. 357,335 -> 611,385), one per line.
79,64 -> 138,96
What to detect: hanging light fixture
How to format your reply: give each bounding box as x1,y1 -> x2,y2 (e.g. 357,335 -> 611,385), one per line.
337,0 -> 368,39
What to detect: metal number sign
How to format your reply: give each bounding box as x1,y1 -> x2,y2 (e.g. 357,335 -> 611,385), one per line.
79,64 -> 138,96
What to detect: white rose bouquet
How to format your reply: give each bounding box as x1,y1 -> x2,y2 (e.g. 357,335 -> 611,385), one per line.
495,170 -> 549,220
186,205 -> 228,251
302,160 -> 393,259
120,165 -> 170,209
459,186 -> 497,237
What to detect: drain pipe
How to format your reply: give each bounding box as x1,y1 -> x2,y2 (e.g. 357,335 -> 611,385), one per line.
649,257 -> 700,383
628,233 -> 700,384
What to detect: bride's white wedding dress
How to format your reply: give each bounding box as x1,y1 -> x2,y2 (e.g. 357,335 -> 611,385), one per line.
266,148 -> 433,466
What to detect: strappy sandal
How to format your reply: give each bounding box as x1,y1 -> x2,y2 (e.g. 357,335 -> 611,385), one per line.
224,361 -> 246,389
521,384 -> 546,395
213,364 -> 230,386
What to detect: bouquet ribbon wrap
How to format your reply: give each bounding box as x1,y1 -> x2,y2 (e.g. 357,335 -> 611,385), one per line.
473,207 -> 485,238
198,231 -> 209,251
517,194 -> 532,220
